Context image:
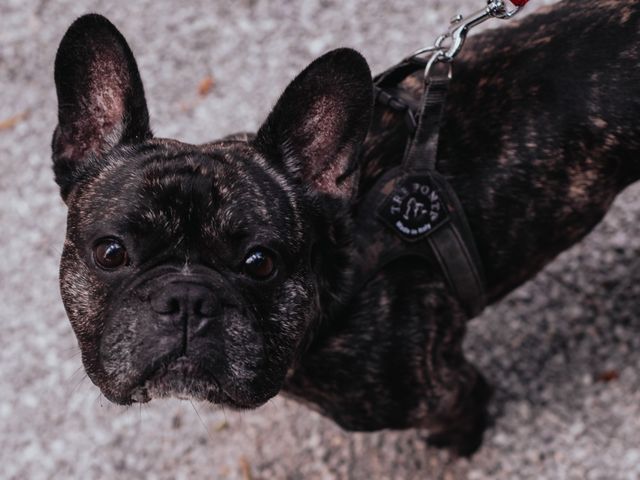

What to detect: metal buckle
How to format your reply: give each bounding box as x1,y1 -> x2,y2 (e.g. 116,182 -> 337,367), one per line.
440,0 -> 524,61
406,0 -> 526,64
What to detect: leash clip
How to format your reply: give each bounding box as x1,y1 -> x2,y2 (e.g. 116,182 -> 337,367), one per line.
435,0 -> 525,61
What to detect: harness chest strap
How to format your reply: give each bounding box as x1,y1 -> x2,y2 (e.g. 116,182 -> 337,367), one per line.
353,61 -> 486,318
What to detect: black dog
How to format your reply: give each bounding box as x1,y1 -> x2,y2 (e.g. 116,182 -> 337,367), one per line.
52,0 -> 640,456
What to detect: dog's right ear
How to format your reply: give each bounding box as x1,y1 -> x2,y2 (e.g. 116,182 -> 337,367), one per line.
52,14 -> 152,201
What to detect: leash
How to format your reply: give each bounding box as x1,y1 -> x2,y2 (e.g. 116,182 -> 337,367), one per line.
353,0 -> 529,318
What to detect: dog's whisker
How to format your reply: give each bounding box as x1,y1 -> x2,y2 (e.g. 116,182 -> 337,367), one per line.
68,371 -> 89,397
63,348 -> 82,361
67,364 -> 85,382
189,400 -> 213,444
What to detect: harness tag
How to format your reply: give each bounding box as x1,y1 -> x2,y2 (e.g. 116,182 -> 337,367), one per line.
378,174 -> 449,242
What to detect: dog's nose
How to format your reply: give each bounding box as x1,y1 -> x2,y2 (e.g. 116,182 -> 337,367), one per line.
150,283 -> 218,336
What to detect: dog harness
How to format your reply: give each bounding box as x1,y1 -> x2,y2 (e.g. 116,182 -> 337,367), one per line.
352,58 -> 486,318
351,0 -> 530,318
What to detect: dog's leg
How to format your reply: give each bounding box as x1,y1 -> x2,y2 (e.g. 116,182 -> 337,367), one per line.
422,352 -> 493,457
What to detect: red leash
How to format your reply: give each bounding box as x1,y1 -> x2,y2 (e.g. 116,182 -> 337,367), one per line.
510,0 -> 530,6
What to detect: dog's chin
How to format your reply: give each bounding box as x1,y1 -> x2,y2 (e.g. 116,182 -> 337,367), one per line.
105,357 -> 272,410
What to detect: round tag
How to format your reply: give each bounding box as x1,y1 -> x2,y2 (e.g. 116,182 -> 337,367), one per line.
378,175 -> 449,241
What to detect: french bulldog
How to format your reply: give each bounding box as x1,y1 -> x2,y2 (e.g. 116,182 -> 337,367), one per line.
52,0 -> 640,456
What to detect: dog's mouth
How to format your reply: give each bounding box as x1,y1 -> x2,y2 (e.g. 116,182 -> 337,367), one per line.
118,356 -> 265,409
126,356 -> 229,405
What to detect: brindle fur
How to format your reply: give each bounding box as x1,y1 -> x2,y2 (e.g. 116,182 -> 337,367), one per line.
53,0 -> 640,457
284,0 -> 640,454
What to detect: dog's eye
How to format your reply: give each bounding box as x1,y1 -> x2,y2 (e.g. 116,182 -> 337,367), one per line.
243,248 -> 276,280
93,238 -> 129,270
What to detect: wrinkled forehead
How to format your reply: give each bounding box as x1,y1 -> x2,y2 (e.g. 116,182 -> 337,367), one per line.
74,141 -> 304,245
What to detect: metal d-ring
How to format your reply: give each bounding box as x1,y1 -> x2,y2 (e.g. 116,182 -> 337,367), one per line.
423,51 -> 453,82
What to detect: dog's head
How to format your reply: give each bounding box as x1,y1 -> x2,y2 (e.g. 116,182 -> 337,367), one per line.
52,14 -> 372,408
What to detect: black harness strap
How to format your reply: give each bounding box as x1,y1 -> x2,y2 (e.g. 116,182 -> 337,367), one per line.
352,60 -> 486,318
402,62 -> 449,170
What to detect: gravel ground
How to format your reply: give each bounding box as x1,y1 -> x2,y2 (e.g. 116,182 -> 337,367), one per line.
2,0 -> 640,479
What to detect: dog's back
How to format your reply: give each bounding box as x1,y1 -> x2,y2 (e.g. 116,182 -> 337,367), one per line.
361,0 -> 640,300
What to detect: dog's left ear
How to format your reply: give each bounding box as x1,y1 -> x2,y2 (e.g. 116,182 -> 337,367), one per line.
255,48 -> 373,200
